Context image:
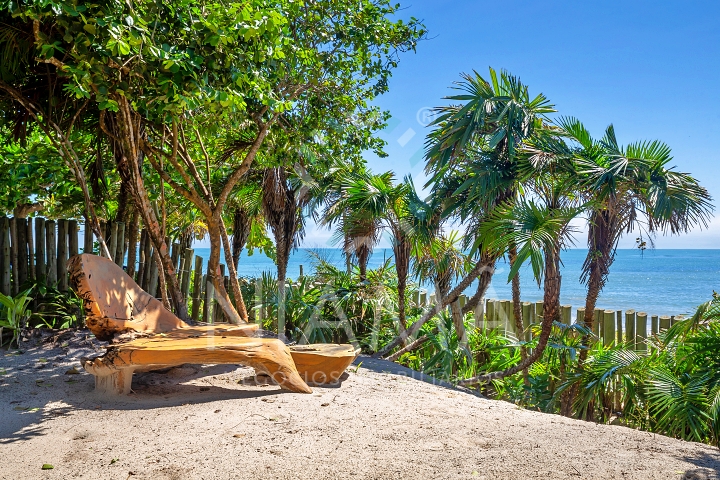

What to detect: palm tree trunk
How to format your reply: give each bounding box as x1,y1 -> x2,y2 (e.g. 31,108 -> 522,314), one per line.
508,243 -> 529,385
458,244 -> 562,386
277,252 -> 289,338
357,244 -> 369,281
393,235 -> 411,332
377,258 -> 488,357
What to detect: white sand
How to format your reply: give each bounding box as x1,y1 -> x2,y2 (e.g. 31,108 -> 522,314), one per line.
1,330 -> 719,480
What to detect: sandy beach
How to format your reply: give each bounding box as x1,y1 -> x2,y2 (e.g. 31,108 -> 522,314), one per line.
1,330 -> 719,480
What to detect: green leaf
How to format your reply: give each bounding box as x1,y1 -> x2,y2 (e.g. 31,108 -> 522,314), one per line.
41,464 -> 53,470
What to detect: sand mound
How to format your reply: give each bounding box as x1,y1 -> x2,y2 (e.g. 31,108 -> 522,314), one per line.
1,331 -> 719,479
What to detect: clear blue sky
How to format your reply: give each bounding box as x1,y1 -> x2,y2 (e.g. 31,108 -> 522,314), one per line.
303,0 -> 720,249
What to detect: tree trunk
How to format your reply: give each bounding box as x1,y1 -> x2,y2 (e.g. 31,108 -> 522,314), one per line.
108,104 -> 189,321
393,235 -> 410,332
219,217 -> 248,321
206,217 -> 242,324
458,244 -> 562,386
508,243 -> 529,385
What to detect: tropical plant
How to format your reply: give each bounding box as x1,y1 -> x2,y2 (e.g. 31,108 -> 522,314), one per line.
0,288 -> 33,347
425,67 -> 557,334
547,118 -> 713,343
31,285 -> 85,330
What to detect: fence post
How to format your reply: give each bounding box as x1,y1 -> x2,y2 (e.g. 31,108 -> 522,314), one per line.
500,300 -> 512,335
636,312 -> 648,352
474,297 -> 484,329
255,277 -> 264,325
203,275 -> 214,324
419,290 -> 427,307
651,315 -> 659,336
171,242 -> 181,271
147,250 -> 159,297
223,274 -> 230,323
142,233 -> 153,291
16,218 -> 28,288
137,230 -> 147,285
35,218 -> 45,282
213,265 -> 225,322
561,305 -> 572,324
671,315 -> 684,327
107,222 -> 118,261
625,310 -> 636,349
534,300 -> 544,320
603,310 -> 615,346
522,302 -> 533,341
126,218 -> 139,277
593,309 -> 603,338
191,255 -> 203,321
69,219 -> 79,259
576,307 -> 585,327
26,219 -> 34,282
0,217 -> 9,296
616,310 -> 623,345
659,315 -> 671,332
83,221 -> 94,254
180,248 -> 194,298
45,221 -> 57,286
9,218 -> 18,295
57,219 -> 68,291
484,299 -> 495,331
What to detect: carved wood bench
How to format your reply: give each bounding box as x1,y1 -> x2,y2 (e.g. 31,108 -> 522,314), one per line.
69,254 -> 358,395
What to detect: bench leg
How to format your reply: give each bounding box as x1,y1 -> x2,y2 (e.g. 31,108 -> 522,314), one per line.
82,356 -> 135,396
94,368 -> 133,395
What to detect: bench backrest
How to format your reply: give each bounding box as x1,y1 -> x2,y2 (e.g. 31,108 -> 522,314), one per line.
69,254 -> 187,340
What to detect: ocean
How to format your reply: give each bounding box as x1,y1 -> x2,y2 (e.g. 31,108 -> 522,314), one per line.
188,247 -> 720,319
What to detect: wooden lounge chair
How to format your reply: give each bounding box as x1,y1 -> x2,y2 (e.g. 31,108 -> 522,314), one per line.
69,254 -> 359,395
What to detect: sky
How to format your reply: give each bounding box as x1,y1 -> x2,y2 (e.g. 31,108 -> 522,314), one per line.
300,0 -> 720,250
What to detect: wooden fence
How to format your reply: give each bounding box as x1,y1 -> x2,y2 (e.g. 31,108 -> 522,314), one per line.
449,297 -> 685,352
0,216 -> 691,338
0,216 -> 233,323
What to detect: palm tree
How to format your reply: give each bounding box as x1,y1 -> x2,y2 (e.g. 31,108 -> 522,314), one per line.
551,118 -> 712,348
322,170 -> 392,281
228,181 -> 265,270
413,230 -> 472,347
323,171 -> 430,333
425,67 -> 556,342
459,170 -> 584,385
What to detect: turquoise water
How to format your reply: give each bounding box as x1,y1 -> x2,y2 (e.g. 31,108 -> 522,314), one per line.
188,248 -> 720,319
